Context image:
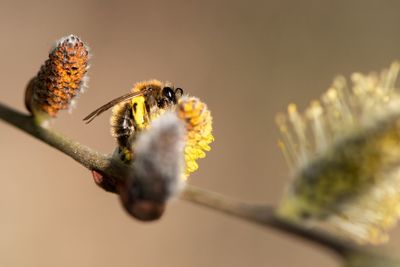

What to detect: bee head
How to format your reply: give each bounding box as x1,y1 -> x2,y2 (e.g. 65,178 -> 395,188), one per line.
162,86 -> 175,102
158,86 -> 184,108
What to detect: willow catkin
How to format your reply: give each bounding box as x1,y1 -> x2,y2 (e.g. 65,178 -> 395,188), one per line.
25,34 -> 89,121
276,62 -> 400,244
176,96 -> 214,179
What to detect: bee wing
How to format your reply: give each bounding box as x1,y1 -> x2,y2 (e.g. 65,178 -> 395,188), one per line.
83,89 -> 148,124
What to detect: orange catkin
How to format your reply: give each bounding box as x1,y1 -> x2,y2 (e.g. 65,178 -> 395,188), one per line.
25,35 -> 89,117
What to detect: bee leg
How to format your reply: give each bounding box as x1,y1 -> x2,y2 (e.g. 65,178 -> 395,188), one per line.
119,145 -> 133,163
144,101 -> 152,125
117,130 -> 134,163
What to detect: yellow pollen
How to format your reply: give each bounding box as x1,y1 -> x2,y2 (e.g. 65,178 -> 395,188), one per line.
177,96 -> 214,178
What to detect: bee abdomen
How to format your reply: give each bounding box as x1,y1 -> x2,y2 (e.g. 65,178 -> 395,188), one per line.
112,117 -> 133,137
111,102 -> 135,148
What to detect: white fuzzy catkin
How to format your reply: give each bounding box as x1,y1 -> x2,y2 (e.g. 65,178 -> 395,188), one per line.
132,112 -> 186,200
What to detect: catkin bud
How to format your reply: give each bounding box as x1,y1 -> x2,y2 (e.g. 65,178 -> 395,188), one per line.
25,34 -> 89,122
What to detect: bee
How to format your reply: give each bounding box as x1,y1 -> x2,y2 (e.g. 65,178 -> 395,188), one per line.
83,80 -> 184,162
85,80 -> 213,222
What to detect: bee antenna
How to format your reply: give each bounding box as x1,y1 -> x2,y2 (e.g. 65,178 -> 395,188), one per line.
175,87 -> 183,97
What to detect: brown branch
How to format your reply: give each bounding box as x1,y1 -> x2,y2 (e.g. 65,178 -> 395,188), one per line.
0,102 -> 129,180
181,185 -> 356,257
0,101 -> 394,264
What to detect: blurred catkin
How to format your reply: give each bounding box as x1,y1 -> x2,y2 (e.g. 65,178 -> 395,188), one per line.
344,252 -> 400,267
116,112 -> 185,221
131,112 -> 186,201
25,34 -> 89,122
276,62 -> 400,244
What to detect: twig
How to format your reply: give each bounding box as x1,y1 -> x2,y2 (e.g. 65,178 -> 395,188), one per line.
181,186 -> 357,257
0,101 -> 392,263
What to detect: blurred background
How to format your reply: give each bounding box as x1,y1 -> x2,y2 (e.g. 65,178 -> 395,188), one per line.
1,0 -> 400,266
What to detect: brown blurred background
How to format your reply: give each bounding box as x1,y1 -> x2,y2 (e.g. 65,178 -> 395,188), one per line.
1,0 -> 400,266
